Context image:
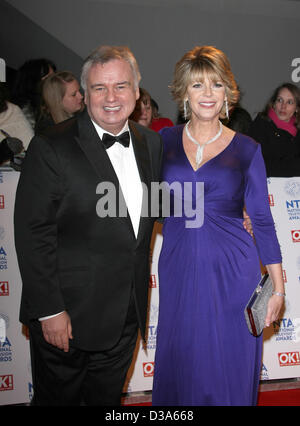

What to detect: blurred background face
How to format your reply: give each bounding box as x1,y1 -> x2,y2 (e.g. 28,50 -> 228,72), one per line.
131,95 -> 152,127
273,88 -> 297,122
62,79 -> 84,114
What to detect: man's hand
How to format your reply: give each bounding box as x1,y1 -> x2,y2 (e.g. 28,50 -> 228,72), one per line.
41,311 -> 73,352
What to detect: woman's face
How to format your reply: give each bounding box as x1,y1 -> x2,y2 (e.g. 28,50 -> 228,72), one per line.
62,80 -> 84,115
273,88 -> 297,122
132,95 -> 152,127
186,72 -> 226,122
131,96 -> 152,127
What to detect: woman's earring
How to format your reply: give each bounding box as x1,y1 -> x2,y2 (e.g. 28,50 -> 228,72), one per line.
184,100 -> 188,121
225,97 -> 229,120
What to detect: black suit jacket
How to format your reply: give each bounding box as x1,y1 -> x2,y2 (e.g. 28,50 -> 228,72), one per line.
14,110 -> 163,351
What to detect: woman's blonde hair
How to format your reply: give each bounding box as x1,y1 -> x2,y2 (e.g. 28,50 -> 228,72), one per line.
41,71 -> 78,123
170,46 -> 239,119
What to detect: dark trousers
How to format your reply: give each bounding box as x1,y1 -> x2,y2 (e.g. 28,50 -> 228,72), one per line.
28,294 -> 138,406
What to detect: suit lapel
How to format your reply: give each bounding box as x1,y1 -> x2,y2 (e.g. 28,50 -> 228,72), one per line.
75,111 -> 134,234
129,121 -> 151,191
75,110 -> 119,186
75,112 -> 153,241
129,121 -> 153,244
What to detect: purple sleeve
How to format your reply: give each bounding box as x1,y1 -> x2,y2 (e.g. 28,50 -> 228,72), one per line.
244,144 -> 282,265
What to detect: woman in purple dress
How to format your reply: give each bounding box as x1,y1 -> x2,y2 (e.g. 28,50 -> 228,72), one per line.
152,46 -> 285,406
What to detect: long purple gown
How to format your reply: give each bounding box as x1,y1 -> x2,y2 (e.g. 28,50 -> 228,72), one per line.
152,125 -> 282,406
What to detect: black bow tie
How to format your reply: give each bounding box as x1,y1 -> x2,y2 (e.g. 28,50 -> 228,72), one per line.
102,131 -> 130,149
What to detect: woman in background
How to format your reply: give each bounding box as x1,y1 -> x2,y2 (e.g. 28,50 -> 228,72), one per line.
130,87 -> 173,131
130,87 -> 153,128
35,71 -> 84,133
11,58 -> 56,129
0,82 -> 33,151
249,83 -> 300,177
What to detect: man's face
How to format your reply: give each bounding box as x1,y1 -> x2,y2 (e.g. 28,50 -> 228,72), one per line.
84,59 -> 139,134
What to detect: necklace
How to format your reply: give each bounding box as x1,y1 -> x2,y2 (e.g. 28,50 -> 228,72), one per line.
185,120 -> 223,167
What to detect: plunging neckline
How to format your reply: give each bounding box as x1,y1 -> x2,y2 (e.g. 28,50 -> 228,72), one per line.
180,126 -> 237,172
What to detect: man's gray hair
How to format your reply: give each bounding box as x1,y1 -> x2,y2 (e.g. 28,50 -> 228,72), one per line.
81,45 -> 141,91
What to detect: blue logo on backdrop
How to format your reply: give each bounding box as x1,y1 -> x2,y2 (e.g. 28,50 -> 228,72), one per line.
285,180 -> 300,221
286,199 -> 300,220
273,318 -> 298,342
0,247 -> 7,270
260,363 -> 269,380
0,337 -> 12,362
28,382 -> 33,400
147,325 -> 157,350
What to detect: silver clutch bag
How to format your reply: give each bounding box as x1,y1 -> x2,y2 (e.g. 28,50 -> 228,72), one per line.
244,274 -> 273,337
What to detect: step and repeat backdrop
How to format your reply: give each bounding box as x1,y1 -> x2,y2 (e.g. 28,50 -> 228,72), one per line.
260,178 -> 300,379
0,171 -> 32,404
0,170 -> 300,404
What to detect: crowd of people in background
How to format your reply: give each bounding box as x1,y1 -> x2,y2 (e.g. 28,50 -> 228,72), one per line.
1,55 -> 300,177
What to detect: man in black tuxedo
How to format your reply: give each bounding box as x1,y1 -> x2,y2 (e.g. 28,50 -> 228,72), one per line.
14,46 -> 163,405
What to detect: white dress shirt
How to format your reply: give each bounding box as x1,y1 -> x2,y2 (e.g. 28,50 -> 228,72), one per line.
92,120 -> 143,237
40,119 -> 143,321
